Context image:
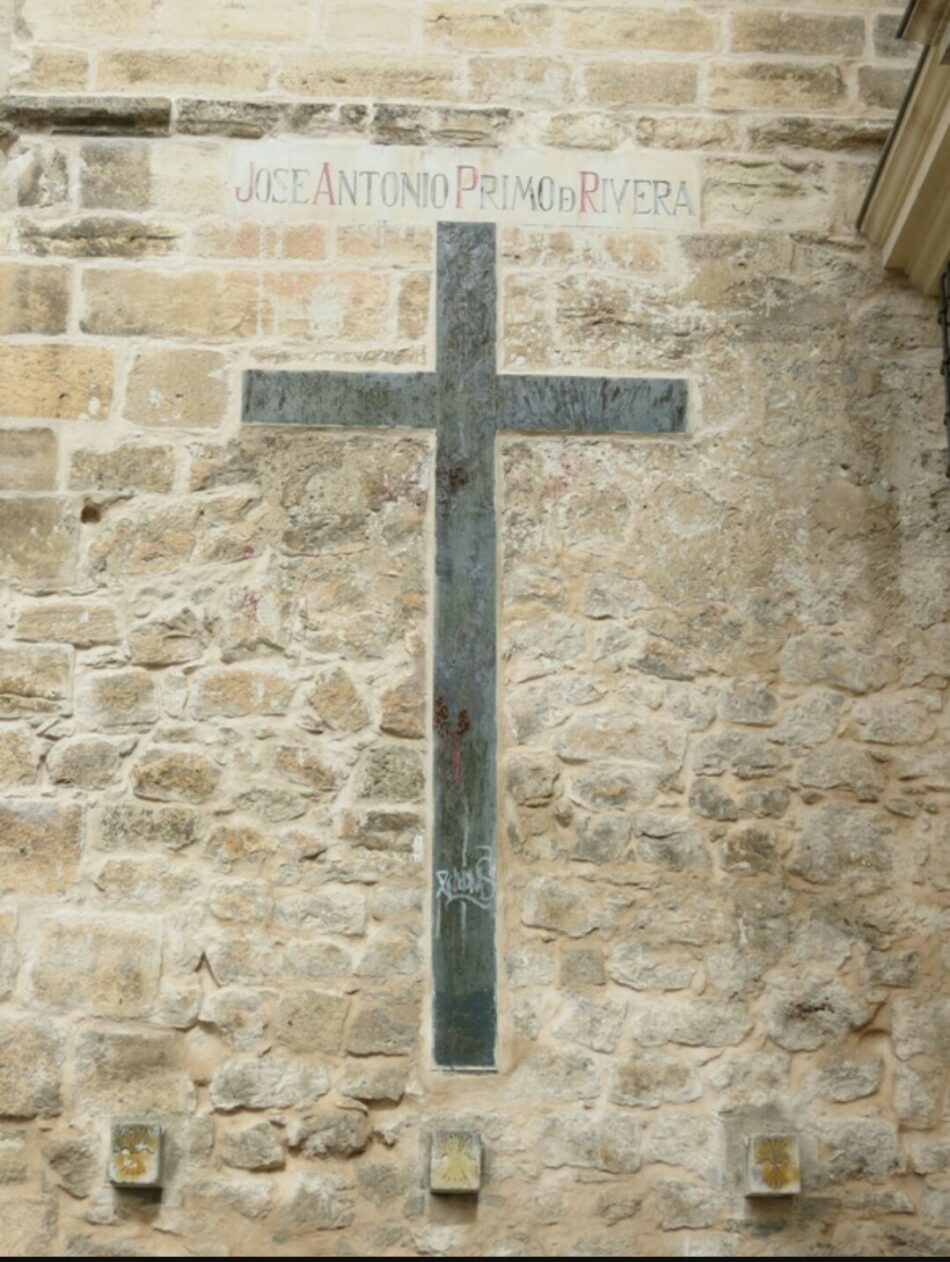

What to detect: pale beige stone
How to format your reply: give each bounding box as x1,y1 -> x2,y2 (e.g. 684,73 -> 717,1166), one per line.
731,12 -> 865,56
0,429 -> 57,492
68,445 -> 175,493
194,668 -> 295,718
81,269 -> 259,339
0,345 -> 112,421
30,916 -> 162,1019
0,801 -> 81,894
708,62 -> 846,111
565,7 -> 718,52
132,748 -> 221,802
585,62 -> 698,108
76,669 -> 157,729
0,728 -> 40,788
278,54 -> 456,99
0,262 -> 69,334
0,1016 -> 64,1117
0,643 -> 71,715
0,499 -> 78,585
15,602 -> 119,647
124,349 -> 228,429
96,49 -> 272,93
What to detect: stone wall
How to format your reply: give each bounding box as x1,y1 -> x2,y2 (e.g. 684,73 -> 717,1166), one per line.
0,1 -> 948,1256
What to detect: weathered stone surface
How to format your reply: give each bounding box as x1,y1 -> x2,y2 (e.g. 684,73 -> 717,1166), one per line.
540,1111 -> 641,1174
780,634 -> 888,694
787,802 -> 893,891
516,1050 -> 600,1101
0,495 -> 77,582
0,644 -> 71,715
820,1119 -> 902,1184
646,1115 -> 718,1178
631,997 -> 751,1048
347,993 -> 419,1056
611,1054 -> 702,1109
43,1135 -> 99,1199
125,348 -> 228,428
14,603 -> 119,647
132,749 -> 220,802
69,445 -> 175,493
98,803 -> 200,852
76,669 -> 157,729
275,990 -> 348,1055
210,1058 -> 329,1111
307,666 -> 368,732
653,1180 -> 720,1230
30,916 -> 162,1019
552,996 -> 625,1053
273,745 -> 342,793
891,995 -> 950,1061
0,801 -> 81,894
274,888 -> 366,935
74,1026 -> 195,1115
522,877 -> 606,938
194,668 -> 294,718
0,1017 -> 64,1118
692,730 -> 787,779
766,974 -> 871,1051
356,746 -> 425,800
48,737 -> 121,789
557,713 -> 686,773
0,429 -> 57,492
796,744 -> 885,801
293,1110 -> 371,1158
201,988 -> 267,1051
341,1065 -> 407,1104
0,728 -> 40,788
379,677 -> 424,738
608,942 -> 695,992
189,1177 -> 274,1220
222,1122 -> 285,1172
275,1173 -> 355,1234
0,1131 -> 28,1184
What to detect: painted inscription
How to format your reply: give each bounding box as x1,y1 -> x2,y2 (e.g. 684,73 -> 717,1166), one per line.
436,849 -> 496,913
230,142 -> 700,230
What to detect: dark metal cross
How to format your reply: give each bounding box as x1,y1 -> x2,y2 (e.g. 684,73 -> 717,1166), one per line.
242,222 -> 687,1070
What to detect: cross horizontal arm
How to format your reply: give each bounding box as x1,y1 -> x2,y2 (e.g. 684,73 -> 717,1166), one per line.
496,375 -> 688,434
242,370 -> 439,429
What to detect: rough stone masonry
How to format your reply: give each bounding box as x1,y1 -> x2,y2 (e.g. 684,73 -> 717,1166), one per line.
0,1 -> 948,1258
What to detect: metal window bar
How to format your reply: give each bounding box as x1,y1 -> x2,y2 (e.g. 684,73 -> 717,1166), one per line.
941,260 -> 950,477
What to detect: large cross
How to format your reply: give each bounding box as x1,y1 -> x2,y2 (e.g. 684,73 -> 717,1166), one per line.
243,222 -> 687,1070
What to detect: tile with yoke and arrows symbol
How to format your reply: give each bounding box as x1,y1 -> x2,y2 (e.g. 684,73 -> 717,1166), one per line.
243,221 -> 688,1070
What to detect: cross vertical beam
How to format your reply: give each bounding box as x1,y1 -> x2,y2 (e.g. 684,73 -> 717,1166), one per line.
241,221 -> 689,1072
432,224 -> 498,1068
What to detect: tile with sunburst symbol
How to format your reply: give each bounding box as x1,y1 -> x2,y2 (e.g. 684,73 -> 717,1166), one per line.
430,1130 -> 482,1194
746,1134 -> 801,1196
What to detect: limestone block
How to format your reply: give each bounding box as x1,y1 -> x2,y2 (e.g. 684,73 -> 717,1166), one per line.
786,802 -> 893,891
424,3 -> 554,49
0,1131 -> 28,1184
43,1135 -> 100,1199
74,1026 -> 195,1116
275,1173 -> 355,1234
132,749 -> 221,802
0,345 -> 111,421
0,1196 -> 56,1255
608,942 -> 696,992
188,1177 -> 274,1220
691,730 -> 786,779
585,62 -> 698,107
556,713 -> 685,773
796,745 -> 885,801
0,643 -> 71,715
275,989 -> 349,1055
79,140 -> 151,212
356,931 -> 420,979
645,1114 -> 719,1179
894,1062 -> 943,1128
48,736 -> 121,789
819,1119 -> 902,1184
15,602 -> 119,647
194,668 -> 294,718
271,747 -> 342,797
68,445 -> 175,493
222,1123 -> 285,1172
205,824 -> 273,868
515,1050 -> 600,1101
200,988 -> 268,1051
81,269 -> 259,339
357,1160 -> 407,1206
470,55 -> 572,105
0,1016 -> 64,1117
97,50 -> 271,93
540,1111 -> 641,1175
770,690 -> 845,747
0,499 -> 78,585
76,669 -> 158,729
564,6 -> 718,52
29,915 -> 162,1019
94,857 -> 200,908
274,886 -> 367,935
765,974 -> 870,1051
209,1057 -> 329,1111
346,993 -> 419,1056
0,728 -> 40,788
357,746 -> 425,801
378,678 -> 424,739
0,800 -> 81,894
891,995 -> 950,1061
708,63 -> 846,111
731,12 -> 865,56
98,803 -> 201,852
653,1180 -> 720,1229
0,262 -> 69,334
858,65 -> 914,112
552,996 -> 626,1054
631,998 -> 751,1048
341,1065 -> 407,1104
12,48 -> 89,92
780,634 -> 888,694
0,428 -> 57,491
278,54 -> 455,99
292,1111 -> 371,1158
161,0 -> 311,41
610,1054 -> 702,1109
719,682 -> 777,726
125,349 -> 228,429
